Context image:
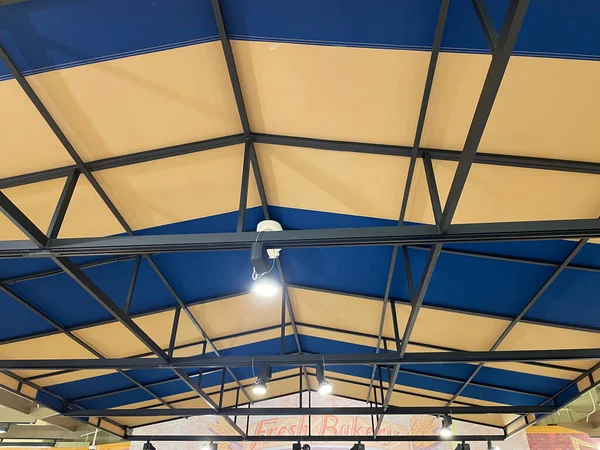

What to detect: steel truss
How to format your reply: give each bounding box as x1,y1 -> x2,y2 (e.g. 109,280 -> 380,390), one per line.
0,0 -> 597,444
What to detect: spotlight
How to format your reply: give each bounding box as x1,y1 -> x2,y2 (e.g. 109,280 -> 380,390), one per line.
143,442 -> 156,450
292,443 -> 311,450
0,423 -> 8,434
316,362 -> 332,396
439,415 -> 452,438
454,443 -> 471,450
351,443 -> 365,450
252,365 -> 272,396
252,380 -> 267,395
252,275 -> 279,297
201,443 -> 218,450
487,441 -> 499,450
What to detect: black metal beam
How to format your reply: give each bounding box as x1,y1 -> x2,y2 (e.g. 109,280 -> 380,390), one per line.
0,191 -> 47,248
471,0 -> 499,52
2,128 -> 599,191
65,405 -> 554,418
0,282 -> 175,411
128,434 -> 503,443
440,0 -> 529,232
252,133 -> 600,176
447,238 -> 590,407
2,218 -> 600,258
210,0 -> 251,137
0,135 -> 245,190
46,169 -> 79,239
123,255 -> 141,315
0,42 -> 253,408
366,0 -> 449,411
1,348 -> 598,370
237,141 -> 251,232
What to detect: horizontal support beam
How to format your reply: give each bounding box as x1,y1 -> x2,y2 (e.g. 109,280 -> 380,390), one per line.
253,133 -> 600,176
1,348 -> 598,370
1,218 -> 600,257
65,405 -> 554,418
0,134 -> 245,190
128,434 -> 505,442
0,131 -> 598,192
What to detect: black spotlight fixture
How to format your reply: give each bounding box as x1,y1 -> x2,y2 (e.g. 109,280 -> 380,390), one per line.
454,443 -> 471,450
201,443 -> 218,450
351,442 -> 365,450
487,441 -> 499,450
439,414 -> 453,438
143,442 -> 156,450
316,361 -> 332,395
292,443 -> 311,450
252,365 -> 272,396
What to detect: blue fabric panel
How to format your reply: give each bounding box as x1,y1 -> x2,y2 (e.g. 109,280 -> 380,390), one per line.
571,242 -> 600,268
78,387 -> 154,410
461,384 -> 538,406
403,364 -> 479,382
149,251 -> 256,304
127,257 -> 178,315
0,0 -> 218,79
0,288 -> 56,341
555,383 -> 581,408
0,258 -> 58,281
50,372 -> 136,400
35,390 -> 66,413
443,240 -> 578,266
473,365 -> 568,396
282,246 -> 393,299
407,248 -> 556,317
1,0 -> 598,81
525,269 -> 600,330
10,271 -> 113,328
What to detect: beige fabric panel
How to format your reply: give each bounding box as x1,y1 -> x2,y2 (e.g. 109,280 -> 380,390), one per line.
187,293 -> 285,340
486,362 -> 580,381
0,178 -> 64,240
497,322 -> 600,370
26,42 -> 241,162
234,41 -> 428,146
72,311 -> 175,358
289,287 -> 408,340
94,144 -> 261,230
410,307 -> 509,351
213,327 -> 292,352
0,79 -> 73,178
255,144 -> 436,222
0,333 -> 98,379
60,176 -> 124,237
291,286 -> 508,351
427,159 -> 600,224
421,53 -> 600,162
34,369 -> 117,387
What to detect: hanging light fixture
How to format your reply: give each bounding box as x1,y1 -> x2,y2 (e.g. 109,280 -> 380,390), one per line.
201,442 -> 218,450
487,441 -> 499,450
143,442 -> 156,450
316,361 -> 332,395
252,365 -> 272,396
439,415 -> 453,438
250,221 -> 283,297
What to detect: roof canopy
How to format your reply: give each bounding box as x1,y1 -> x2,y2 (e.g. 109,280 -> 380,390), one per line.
0,0 -> 598,443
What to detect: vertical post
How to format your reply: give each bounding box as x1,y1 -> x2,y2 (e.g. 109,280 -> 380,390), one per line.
280,290 -> 286,355
389,300 -> 402,356
168,307 -> 181,360
219,368 -> 226,409
234,388 -> 240,424
299,367 -> 303,408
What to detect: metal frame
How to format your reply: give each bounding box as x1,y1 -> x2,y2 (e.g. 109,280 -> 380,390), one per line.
0,0 -> 598,444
